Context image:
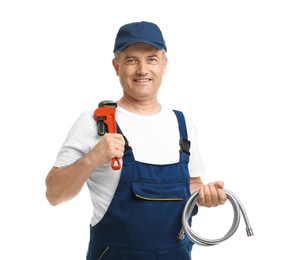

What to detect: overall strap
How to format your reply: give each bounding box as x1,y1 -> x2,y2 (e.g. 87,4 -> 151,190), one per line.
116,123 -> 132,151
173,110 -> 190,163
173,110 -> 188,139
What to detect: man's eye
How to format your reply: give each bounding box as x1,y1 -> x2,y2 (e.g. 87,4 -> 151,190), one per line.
126,59 -> 136,64
148,58 -> 158,64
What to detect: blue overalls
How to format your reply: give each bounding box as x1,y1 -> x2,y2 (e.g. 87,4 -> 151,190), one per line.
87,110 -> 197,260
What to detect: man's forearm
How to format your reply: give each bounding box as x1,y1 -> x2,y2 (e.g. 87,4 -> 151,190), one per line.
45,154 -> 95,206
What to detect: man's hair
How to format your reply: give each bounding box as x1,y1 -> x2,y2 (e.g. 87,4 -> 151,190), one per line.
113,49 -> 167,61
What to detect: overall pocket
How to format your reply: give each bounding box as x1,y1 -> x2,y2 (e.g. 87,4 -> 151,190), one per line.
130,179 -> 185,248
131,179 -> 184,201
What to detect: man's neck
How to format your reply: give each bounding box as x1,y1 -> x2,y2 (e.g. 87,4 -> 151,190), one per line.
117,97 -> 162,115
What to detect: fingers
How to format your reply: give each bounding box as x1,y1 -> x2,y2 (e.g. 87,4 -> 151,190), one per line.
91,133 -> 126,167
213,181 -> 227,205
110,134 -> 125,152
197,181 -> 227,207
217,188 -> 227,205
214,181 -> 225,189
106,133 -> 125,157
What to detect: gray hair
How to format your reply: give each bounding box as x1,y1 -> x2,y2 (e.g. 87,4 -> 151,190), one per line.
114,49 -> 167,61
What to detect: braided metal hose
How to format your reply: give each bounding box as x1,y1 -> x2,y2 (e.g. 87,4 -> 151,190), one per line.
177,188 -> 254,246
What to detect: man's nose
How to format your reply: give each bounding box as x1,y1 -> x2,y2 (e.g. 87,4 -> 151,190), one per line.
136,61 -> 148,76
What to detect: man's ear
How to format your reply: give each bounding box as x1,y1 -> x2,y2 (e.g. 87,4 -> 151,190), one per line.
112,58 -> 119,76
163,57 -> 168,75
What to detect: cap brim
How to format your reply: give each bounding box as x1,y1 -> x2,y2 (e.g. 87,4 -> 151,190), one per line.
115,40 -> 165,53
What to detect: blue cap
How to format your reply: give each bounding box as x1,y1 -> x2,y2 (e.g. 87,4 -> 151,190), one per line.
113,21 -> 167,53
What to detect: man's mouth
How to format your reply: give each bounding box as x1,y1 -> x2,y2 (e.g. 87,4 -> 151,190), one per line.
134,79 -> 151,82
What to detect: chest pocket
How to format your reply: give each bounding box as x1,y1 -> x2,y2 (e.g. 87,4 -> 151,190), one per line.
131,179 -> 184,201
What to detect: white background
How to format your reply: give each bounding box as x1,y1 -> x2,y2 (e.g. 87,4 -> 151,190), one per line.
1,0 -> 293,259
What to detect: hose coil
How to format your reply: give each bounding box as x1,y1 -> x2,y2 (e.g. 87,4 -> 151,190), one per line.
177,188 -> 254,246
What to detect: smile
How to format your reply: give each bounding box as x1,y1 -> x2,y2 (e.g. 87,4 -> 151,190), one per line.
134,79 -> 151,82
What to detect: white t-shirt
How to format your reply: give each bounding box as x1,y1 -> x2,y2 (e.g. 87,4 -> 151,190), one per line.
54,104 -> 205,225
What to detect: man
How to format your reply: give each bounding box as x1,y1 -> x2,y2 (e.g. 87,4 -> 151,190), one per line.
45,21 -> 227,259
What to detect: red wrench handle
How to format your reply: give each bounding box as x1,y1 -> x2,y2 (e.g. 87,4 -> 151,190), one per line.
112,158 -> 121,170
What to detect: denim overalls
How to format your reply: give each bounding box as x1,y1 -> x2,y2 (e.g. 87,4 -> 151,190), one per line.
87,110 -> 196,260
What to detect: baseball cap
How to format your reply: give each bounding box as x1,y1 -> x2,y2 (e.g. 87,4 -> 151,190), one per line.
113,21 -> 167,53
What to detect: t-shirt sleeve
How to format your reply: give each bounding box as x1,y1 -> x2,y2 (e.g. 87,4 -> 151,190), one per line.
184,114 -> 206,177
53,112 -> 92,168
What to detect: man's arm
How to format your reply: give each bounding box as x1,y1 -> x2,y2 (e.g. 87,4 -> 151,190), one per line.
45,157 -> 95,206
45,133 -> 125,206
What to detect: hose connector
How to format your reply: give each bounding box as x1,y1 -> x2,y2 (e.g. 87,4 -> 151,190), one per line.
177,228 -> 185,240
246,227 -> 254,237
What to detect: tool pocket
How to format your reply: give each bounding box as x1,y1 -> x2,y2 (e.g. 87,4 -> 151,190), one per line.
130,179 -> 185,247
131,179 -> 184,201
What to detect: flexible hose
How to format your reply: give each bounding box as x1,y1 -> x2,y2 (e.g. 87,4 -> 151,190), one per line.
177,188 -> 254,246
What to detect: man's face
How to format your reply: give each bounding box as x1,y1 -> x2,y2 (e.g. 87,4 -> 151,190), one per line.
112,43 -> 167,102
